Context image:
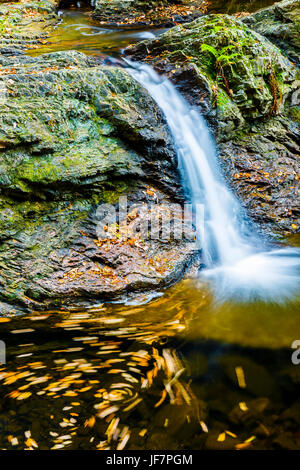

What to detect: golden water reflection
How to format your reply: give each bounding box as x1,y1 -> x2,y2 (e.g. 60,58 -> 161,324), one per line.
0,279 -> 299,450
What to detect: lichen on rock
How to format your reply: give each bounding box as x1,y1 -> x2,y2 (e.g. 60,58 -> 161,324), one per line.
128,14 -> 296,119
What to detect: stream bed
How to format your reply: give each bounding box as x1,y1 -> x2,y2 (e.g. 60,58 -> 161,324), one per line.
0,4 -> 299,451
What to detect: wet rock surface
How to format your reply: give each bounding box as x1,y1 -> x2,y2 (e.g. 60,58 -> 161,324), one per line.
0,0 -> 59,55
0,49 -> 198,312
92,0 -> 208,27
127,8 -> 300,237
0,0 -> 299,313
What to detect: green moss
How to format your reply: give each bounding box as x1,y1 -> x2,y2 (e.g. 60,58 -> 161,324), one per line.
134,14 -> 296,120
216,88 -> 232,110
289,107 -> 300,122
0,16 -> 183,309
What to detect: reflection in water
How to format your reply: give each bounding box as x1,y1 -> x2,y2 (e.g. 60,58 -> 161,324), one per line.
0,300 -> 204,450
4,3 -> 298,451
28,8 -> 164,57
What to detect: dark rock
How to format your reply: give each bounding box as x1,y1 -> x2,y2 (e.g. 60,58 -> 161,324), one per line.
273,431 -> 300,450
152,402 -> 206,433
204,431 -> 241,450
218,354 -> 277,397
0,0 -> 59,54
278,398 -> 300,424
207,386 -> 247,417
128,14 -> 296,120
281,365 -> 300,384
146,431 -> 178,449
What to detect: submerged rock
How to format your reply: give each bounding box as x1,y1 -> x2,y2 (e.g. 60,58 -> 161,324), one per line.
127,11 -> 299,236
0,50 -> 198,313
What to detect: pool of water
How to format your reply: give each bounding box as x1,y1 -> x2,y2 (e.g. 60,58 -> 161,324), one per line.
2,3 -> 299,451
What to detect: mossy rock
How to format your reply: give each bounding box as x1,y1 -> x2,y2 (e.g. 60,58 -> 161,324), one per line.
0,50 -> 198,313
0,0 -> 58,49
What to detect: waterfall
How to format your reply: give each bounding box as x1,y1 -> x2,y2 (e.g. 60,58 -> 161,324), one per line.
127,62 -> 300,302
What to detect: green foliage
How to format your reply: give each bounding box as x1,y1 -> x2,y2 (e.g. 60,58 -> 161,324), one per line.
216,90 -> 230,108
201,43 -> 241,68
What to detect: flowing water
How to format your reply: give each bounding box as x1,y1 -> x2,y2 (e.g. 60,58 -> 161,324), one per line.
0,4 -> 299,451
128,63 -> 300,303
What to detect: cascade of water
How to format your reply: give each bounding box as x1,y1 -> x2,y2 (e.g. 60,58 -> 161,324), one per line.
127,61 -> 300,301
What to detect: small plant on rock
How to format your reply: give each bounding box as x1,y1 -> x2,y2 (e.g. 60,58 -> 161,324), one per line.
200,43 -> 241,98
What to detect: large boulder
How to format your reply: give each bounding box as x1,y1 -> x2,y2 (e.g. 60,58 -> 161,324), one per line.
243,0 -> 300,64
126,13 -> 300,236
0,50 -> 198,314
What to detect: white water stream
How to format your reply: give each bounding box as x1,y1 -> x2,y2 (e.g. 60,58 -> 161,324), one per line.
128,62 -> 300,302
